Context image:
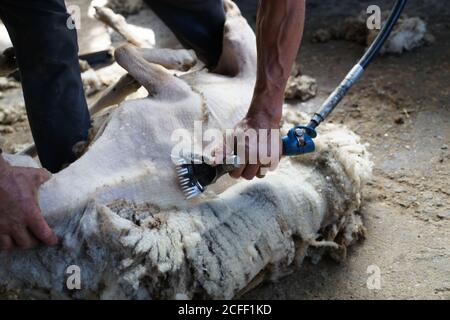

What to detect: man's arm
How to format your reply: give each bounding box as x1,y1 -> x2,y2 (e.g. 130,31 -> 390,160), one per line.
0,155 -> 57,250
230,0 -> 306,180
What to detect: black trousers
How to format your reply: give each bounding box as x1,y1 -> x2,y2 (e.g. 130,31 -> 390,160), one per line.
144,0 -> 225,67
0,0 -> 224,173
0,0 -> 90,173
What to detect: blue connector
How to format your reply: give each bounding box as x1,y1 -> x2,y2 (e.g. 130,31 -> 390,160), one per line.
282,126 -> 317,156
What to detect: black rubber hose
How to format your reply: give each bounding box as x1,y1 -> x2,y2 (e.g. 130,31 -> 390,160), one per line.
359,0 -> 408,68
308,0 -> 408,129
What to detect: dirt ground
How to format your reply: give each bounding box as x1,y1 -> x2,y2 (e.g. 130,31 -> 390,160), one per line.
0,0 -> 449,300
241,0 -> 450,300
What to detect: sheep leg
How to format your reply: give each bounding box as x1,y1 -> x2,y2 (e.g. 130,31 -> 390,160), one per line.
114,44 -> 191,99
20,47 -> 196,156
90,47 -> 196,115
94,6 -> 144,47
134,48 -> 197,72
88,74 -> 140,116
214,0 -> 257,78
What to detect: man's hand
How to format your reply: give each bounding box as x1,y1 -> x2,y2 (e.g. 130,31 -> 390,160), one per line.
215,0 -> 305,180
0,161 -> 57,251
220,112 -> 282,180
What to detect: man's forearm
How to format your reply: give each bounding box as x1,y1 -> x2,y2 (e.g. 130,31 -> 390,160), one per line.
247,0 -> 305,124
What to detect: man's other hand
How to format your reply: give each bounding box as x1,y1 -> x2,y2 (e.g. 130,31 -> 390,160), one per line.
0,164 -> 57,251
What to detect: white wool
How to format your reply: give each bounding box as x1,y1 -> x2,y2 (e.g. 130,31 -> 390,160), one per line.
313,11 -> 432,55
1,116 -> 372,299
81,68 -> 104,96
382,17 -> 427,54
285,75 -> 318,101
367,14 -> 431,55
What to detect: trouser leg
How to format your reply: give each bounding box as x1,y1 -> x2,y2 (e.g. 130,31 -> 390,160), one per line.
143,0 -> 225,67
0,0 -> 90,173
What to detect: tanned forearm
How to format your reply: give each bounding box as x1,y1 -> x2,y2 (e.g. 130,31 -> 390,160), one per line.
229,0 -> 306,180
247,0 -> 305,125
